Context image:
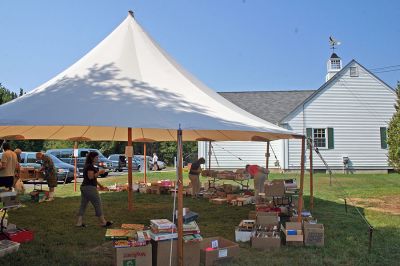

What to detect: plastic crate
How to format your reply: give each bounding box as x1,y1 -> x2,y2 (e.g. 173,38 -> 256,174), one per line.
0,240 -> 20,257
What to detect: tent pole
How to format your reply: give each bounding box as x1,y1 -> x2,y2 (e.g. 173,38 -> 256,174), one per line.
144,143 -> 147,183
74,141 -> 78,192
266,141 -> 270,174
309,138 -> 314,211
208,141 -> 212,171
177,129 -> 184,266
128,128 -> 133,211
297,136 -> 306,222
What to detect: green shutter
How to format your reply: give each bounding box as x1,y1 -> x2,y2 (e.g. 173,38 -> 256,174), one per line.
380,127 -> 387,149
328,128 -> 334,149
306,128 -> 312,139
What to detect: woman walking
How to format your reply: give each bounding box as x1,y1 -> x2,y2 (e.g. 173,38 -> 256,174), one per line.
76,151 -> 113,227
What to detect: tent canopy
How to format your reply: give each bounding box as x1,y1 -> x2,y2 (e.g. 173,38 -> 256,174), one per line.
0,13 -> 301,142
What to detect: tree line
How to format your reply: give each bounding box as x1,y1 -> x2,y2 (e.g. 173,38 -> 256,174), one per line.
0,83 -> 198,165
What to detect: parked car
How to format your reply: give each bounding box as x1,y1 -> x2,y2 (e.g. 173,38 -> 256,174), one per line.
134,155 -> 166,170
46,148 -> 112,177
108,154 -> 126,172
0,152 -> 77,183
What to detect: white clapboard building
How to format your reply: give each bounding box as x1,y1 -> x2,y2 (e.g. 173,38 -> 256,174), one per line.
198,53 -> 397,173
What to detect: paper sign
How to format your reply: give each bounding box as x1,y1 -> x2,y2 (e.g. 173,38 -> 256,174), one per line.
218,249 -> 227,258
211,240 -> 218,249
73,149 -> 79,158
125,146 -> 133,157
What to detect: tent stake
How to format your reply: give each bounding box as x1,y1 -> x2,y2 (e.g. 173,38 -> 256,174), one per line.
127,128 -> 133,211
74,141 -> 78,192
177,129 -> 184,266
297,136 -> 306,222
368,226 -> 374,253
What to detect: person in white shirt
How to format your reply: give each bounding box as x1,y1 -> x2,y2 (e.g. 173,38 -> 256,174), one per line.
152,153 -> 158,171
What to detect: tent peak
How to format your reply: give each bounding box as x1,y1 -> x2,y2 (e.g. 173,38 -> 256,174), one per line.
128,10 -> 134,18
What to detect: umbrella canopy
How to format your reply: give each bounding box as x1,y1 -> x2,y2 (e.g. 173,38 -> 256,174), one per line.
0,12 -> 301,142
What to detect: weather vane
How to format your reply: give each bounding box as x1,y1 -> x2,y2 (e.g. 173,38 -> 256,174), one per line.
329,36 -> 341,52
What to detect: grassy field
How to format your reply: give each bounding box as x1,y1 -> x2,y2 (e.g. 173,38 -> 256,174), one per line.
1,171 -> 399,266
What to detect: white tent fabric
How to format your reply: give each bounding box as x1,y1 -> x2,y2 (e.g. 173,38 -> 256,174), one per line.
0,13 -> 301,142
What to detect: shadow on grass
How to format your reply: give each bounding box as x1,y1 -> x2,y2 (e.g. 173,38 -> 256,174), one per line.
0,192 -> 399,266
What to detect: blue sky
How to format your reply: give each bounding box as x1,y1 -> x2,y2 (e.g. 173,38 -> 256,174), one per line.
0,0 -> 399,93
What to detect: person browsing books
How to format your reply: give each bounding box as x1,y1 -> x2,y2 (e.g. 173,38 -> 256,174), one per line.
188,157 -> 205,198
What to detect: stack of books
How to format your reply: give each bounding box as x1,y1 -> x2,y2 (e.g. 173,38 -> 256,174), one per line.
149,219 -> 178,241
182,221 -> 203,243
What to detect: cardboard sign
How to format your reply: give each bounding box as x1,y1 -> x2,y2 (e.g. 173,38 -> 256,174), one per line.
211,240 -> 218,249
73,149 -> 79,158
218,249 -> 227,258
125,146 -> 133,157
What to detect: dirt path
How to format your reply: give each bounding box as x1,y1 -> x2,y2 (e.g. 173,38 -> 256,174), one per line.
349,196 -> 400,215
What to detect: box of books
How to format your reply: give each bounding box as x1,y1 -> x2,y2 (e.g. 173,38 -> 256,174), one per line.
200,237 -> 239,266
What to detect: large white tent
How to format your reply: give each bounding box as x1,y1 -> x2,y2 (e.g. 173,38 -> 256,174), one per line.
0,12 -> 306,265
0,12 -> 299,142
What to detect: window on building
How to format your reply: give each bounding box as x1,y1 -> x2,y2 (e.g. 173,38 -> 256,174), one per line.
350,66 -> 359,77
313,128 -> 327,148
331,59 -> 341,70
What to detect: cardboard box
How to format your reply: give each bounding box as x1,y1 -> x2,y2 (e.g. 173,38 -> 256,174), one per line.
200,237 -> 239,266
18,167 -> 36,180
251,215 -> 280,250
264,180 -> 285,197
282,222 -> 303,243
151,239 -> 201,266
235,220 -> 255,242
304,223 -> 324,247
114,244 -> 152,266
209,198 -> 227,205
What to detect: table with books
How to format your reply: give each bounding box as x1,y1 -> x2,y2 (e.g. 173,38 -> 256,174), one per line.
201,169 -> 251,191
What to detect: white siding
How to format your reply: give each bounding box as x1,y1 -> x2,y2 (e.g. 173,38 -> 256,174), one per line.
284,62 -> 396,170
198,140 -> 284,170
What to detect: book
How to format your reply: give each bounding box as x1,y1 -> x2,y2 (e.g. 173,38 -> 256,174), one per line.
121,224 -> 145,231
150,225 -> 177,234
105,229 -> 135,240
183,234 -> 203,243
150,219 -> 176,230
149,231 -> 178,241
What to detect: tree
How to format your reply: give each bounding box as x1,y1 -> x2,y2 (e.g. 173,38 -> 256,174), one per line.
387,82 -> 400,171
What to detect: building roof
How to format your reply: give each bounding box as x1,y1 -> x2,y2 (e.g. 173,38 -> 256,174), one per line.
330,52 -> 340,59
219,90 -> 315,124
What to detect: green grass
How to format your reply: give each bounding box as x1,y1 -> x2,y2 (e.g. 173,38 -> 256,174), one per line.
1,171 -> 399,265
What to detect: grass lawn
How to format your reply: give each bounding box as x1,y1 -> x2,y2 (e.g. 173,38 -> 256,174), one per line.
1,171 -> 399,266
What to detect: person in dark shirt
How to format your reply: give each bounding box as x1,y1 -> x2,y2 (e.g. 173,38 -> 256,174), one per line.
76,151 -> 113,227
188,157 -> 205,198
